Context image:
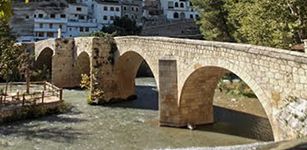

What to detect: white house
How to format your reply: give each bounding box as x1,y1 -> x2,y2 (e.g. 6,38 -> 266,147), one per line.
93,0 -> 122,28
160,0 -> 199,20
33,9 -> 68,41
66,3 -> 99,37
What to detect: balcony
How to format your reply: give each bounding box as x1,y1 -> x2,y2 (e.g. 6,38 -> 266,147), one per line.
34,18 -> 68,24
34,28 -> 67,32
67,21 -> 98,27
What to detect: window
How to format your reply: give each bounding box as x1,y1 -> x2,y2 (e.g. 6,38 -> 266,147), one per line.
38,14 -> 43,18
80,27 -> 84,32
190,14 -> 193,19
79,15 -> 85,20
39,23 -> 43,28
47,32 -> 53,37
60,14 -> 66,18
110,16 -> 114,20
76,7 -> 82,11
173,12 -> 179,18
115,7 -> 120,12
110,7 -> 114,11
49,23 -> 53,29
104,6 -> 108,11
136,7 -> 139,12
123,6 -> 126,10
103,16 -> 108,20
174,2 -> 179,7
25,15 -> 30,19
168,1 -> 174,8
85,27 -> 89,32
59,24 -> 62,29
69,27 -> 72,31
38,32 -> 44,37
34,14 -> 37,18
50,14 -> 56,18
180,3 -> 184,8
131,7 -> 134,11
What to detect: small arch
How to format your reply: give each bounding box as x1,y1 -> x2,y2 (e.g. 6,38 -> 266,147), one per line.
76,51 -> 91,77
34,47 -> 54,81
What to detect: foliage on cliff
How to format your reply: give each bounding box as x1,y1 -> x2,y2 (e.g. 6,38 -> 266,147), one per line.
192,0 -> 307,49
101,16 -> 142,36
0,0 -> 12,22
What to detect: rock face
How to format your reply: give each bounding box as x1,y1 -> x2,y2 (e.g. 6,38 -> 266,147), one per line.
276,97 -> 307,139
33,36 -> 307,141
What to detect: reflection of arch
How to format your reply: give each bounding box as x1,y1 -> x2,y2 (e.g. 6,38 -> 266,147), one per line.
174,12 -> 179,19
34,47 -> 54,81
114,51 -> 156,99
179,60 -> 276,140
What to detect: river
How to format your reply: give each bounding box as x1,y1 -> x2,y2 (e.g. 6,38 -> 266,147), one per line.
0,78 -> 288,150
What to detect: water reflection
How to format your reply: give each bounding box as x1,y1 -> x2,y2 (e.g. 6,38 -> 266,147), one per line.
199,106 -> 274,141
108,85 -> 158,110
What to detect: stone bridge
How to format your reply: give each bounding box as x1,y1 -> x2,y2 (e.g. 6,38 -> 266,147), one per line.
33,36 -> 307,141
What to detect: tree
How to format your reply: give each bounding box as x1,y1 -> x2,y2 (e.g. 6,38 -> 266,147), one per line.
191,0 -> 235,42
0,0 -> 12,22
18,51 -> 33,94
101,16 -> 142,36
192,0 -> 307,49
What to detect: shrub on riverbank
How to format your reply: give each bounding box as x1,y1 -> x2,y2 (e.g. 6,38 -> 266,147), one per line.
0,102 -> 70,123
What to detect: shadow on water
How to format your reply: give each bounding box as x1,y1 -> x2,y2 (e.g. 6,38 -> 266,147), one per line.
197,106 -> 274,141
105,83 -> 274,141
107,85 -> 159,110
0,105 -> 88,143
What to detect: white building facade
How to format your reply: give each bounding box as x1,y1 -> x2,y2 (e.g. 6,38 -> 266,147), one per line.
93,1 -> 122,28
160,0 -> 199,20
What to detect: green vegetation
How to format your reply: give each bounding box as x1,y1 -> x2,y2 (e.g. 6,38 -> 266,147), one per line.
192,0 -> 307,49
218,78 -> 257,98
0,0 -> 12,22
1,102 -> 70,123
80,74 -> 90,90
90,16 -> 142,37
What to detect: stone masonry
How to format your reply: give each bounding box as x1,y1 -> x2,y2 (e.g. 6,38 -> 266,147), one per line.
34,36 -> 307,141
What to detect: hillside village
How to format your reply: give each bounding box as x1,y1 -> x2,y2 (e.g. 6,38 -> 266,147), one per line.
11,0 -> 201,42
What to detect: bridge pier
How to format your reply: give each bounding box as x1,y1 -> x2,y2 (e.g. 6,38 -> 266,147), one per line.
159,57 -> 184,126
52,38 -> 79,88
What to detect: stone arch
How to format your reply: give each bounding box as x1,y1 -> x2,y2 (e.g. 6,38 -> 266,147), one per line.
34,47 -> 54,81
114,51 -> 158,99
178,58 -> 277,140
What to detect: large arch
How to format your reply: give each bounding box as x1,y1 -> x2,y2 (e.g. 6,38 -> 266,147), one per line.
114,51 -> 157,99
178,58 -> 277,140
34,47 -> 54,81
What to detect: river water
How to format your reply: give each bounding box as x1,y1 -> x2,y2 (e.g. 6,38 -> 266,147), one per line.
0,78 -> 278,150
